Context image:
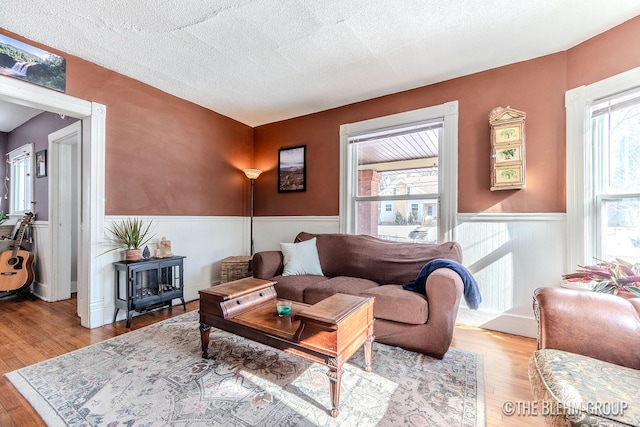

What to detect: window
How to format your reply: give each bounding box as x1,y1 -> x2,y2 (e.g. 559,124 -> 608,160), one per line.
591,88 -> 640,262
340,102 -> 458,243
566,66 -> 640,270
7,143 -> 33,215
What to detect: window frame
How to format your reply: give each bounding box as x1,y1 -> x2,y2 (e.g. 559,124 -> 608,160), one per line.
566,66 -> 640,270
7,143 -> 34,216
339,101 -> 458,242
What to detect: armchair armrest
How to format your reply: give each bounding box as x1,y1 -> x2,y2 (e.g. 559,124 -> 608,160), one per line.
533,287 -> 640,369
252,251 -> 284,279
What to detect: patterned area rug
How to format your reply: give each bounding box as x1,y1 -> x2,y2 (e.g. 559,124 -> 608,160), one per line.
6,311 -> 484,426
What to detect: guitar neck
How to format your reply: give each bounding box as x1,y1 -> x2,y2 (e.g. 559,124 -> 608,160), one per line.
11,227 -> 26,257
10,213 -> 33,257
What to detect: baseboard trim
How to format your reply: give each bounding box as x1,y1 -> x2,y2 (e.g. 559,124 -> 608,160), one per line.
457,307 -> 537,338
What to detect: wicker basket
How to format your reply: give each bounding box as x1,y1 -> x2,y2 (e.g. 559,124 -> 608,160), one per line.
220,256 -> 253,283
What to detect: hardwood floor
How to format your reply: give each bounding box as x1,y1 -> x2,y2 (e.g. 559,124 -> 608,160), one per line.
0,294 -> 541,426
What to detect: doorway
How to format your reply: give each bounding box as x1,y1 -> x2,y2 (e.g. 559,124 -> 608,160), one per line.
0,75 -> 106,328
48,122 -> 81,303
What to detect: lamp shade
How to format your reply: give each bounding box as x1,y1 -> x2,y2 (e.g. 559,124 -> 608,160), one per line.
243,168 -> 262,180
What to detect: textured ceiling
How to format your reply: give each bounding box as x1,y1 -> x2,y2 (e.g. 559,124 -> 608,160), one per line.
1,0 -> 640,127
0,100 -> 43,132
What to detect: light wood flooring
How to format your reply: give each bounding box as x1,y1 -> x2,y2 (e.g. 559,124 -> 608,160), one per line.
0,294 -> 541,426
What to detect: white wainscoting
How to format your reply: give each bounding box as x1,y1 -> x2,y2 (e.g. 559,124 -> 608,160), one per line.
99,216 -> 247,326
253,216 -> 340,252
31,221 -> 51,300
33,213 -> 566,336
254,213 -> 566,338
30,216 -> 249,324
455,213 -> 566,338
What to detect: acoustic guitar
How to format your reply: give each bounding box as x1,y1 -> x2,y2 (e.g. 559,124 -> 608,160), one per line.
0,212 -> 35,292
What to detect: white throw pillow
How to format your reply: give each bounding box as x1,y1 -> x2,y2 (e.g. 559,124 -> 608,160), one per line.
280,238 -> 324,276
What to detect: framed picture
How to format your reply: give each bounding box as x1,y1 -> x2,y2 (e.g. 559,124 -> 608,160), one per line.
493,124 -> 522,144
36,149 -> 47,178
278,145 -> 306,192
0,34 -> 66,92
494,145 -> 521,164
494,165 -> 523,186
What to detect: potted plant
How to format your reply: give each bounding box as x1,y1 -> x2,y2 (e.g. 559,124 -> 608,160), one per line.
562,258 -> 640,298
102,217 -> 154,261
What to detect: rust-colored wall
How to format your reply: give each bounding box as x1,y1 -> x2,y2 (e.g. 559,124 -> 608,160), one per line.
254,53 -> 567,215
254,16 -> 640,215
567,15 -> 640,89
1,29 -> 254,217
6,14 -> 640,218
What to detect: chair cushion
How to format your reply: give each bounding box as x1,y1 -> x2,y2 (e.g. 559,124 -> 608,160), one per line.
302,276 -> 379,305
360,285 -> 429,324
529,349 -> 640,426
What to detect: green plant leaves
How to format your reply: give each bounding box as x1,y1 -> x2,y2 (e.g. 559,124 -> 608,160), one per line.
100,217 -> 154,256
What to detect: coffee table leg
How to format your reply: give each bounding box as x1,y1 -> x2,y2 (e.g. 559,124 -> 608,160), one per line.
327,365 -> 344,417
364,335 -> 374,372
200,323 -> 211,358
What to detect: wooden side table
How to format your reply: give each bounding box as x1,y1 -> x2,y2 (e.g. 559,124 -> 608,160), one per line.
220,255 -> 252,283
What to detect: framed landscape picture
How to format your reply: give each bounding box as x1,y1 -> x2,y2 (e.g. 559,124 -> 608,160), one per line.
278,145 -> 306,192
0,34 -> 66,92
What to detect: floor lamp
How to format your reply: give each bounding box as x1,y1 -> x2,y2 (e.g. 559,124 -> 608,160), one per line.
242,168 -> 262,255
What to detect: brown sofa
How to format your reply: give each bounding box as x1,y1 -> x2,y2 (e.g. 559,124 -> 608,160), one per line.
252,232 -> 465,358
529,287 -> 640,426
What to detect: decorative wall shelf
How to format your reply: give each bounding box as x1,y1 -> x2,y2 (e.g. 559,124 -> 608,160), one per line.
489,106 -> 526,191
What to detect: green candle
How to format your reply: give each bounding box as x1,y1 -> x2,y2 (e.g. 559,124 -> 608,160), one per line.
277,303 -> 291,317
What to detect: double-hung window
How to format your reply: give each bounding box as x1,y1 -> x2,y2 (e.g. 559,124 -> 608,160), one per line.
7,143 -> 34,215
590,88 -> 640,262
566,67 -> 640,269
340,102 -> 458,243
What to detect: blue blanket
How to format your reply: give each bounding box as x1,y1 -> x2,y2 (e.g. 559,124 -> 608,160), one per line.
402,258 -> 482,310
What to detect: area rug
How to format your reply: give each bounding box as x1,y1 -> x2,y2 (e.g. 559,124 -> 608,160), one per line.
6,311 -> 485,426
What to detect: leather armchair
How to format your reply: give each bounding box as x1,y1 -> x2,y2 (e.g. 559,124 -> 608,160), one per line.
529,287 -> 640,426
533,286 -> 640,369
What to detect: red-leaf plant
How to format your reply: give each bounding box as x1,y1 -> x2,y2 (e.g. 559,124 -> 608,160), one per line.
562,258 -> 640,297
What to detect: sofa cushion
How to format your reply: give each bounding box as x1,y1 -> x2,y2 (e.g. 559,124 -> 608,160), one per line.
295,232 -> 462,285
360,285 -> 429,324
280,237 -> 323,276
272,275 -> 329,302
302,276 -> 379,305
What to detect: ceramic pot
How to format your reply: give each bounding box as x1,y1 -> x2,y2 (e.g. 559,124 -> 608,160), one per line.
125,249 -> 142,261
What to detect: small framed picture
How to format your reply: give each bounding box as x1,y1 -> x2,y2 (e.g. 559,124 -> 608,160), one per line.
36,149 -> 47,178
278,145 -> 306,192
494,165 -> 523,186
494,145 -> 522,164
494,124 -> 522,144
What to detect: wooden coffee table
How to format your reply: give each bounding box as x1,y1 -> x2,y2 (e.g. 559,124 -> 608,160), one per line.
199,277 -> 375,417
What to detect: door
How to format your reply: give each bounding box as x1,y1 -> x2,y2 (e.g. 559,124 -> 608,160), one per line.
48,121 -> 81,302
